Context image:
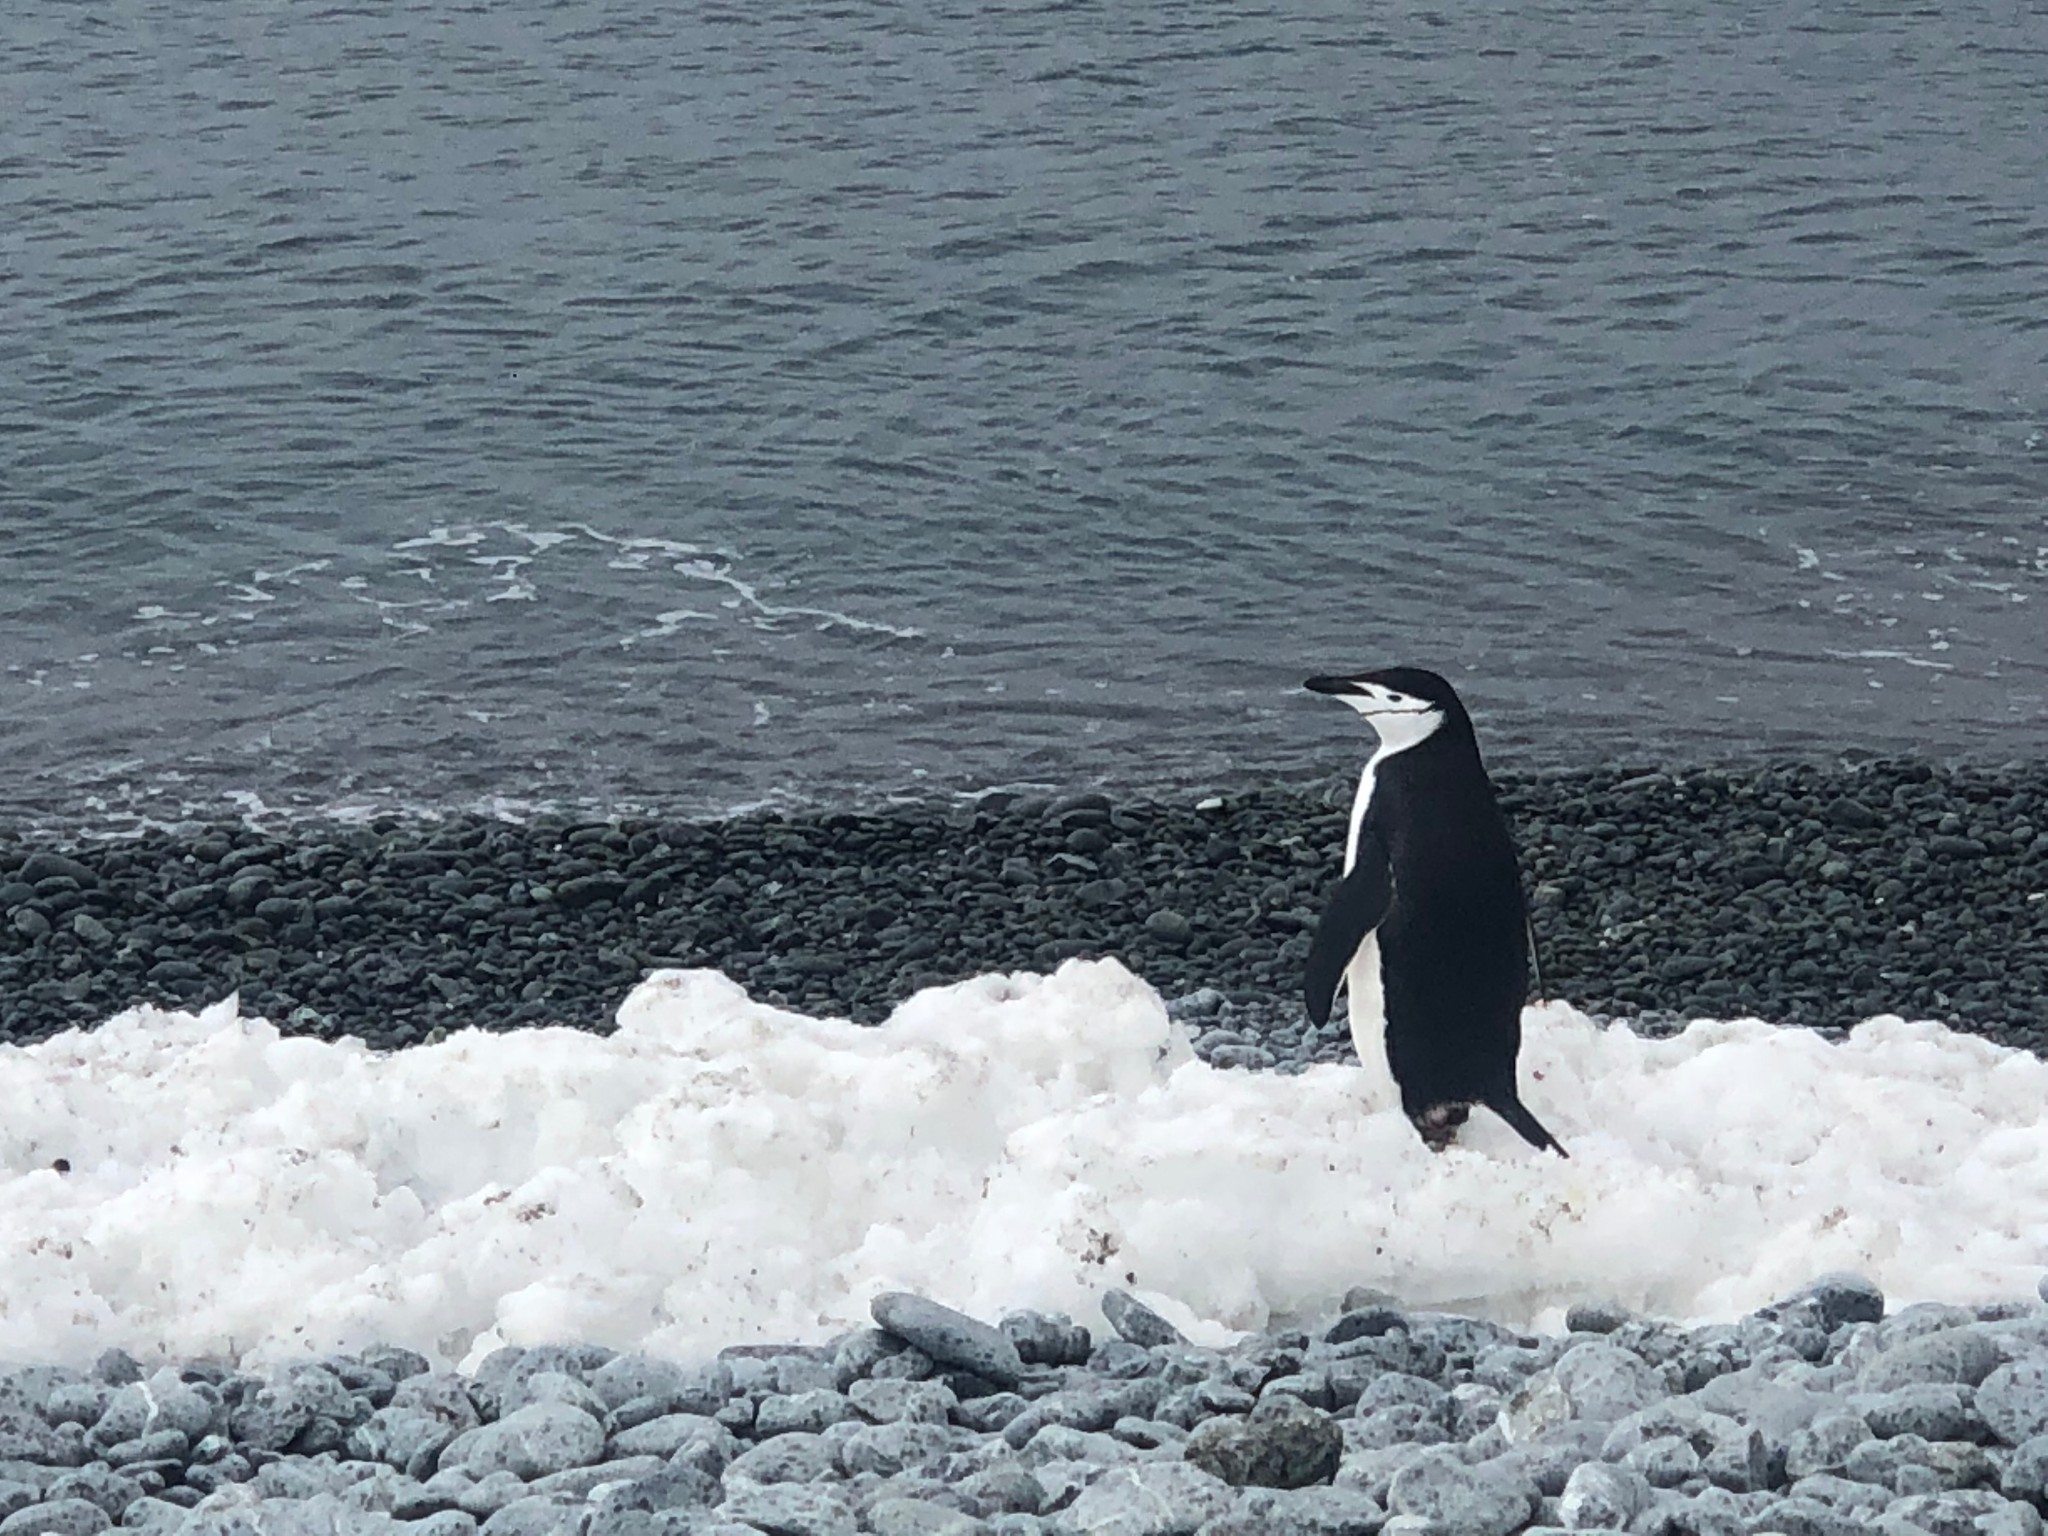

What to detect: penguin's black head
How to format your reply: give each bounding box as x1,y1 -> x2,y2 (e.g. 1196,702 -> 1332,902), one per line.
1303,666 -> 1470,752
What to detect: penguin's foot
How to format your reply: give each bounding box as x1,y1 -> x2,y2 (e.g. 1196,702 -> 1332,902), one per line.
1412,1102 -> 1471,1152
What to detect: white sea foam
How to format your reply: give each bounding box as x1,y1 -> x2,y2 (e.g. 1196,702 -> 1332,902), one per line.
3,960 -> 2044,1372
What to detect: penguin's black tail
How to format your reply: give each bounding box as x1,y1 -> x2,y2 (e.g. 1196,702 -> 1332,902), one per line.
1485,1087 -> 1568,1157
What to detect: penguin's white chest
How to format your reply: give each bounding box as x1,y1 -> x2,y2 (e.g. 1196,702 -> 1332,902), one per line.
1344,933 -> 1398,1112
1342,758 -> 1399,1112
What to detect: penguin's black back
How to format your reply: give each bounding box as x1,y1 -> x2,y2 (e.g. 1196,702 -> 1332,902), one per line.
1365,716 -> 1530,1117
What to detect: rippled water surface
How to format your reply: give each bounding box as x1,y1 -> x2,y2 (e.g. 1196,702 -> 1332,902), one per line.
4,0 -> 2045,824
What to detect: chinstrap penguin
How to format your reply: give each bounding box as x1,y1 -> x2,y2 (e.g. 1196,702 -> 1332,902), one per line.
1303,666 -> 1565,1156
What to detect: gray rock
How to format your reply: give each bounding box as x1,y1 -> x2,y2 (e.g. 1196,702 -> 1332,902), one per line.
0,1498 -> 112,1536
1622,1434 -> 1701,1489
1016,1425 -> 1132,1471
1497,1374 -> 1573,1446
873,1295 -> 1025,1391
755,1391 -> 861,1438
115,1498 -> 187,1533
1355,1376 -> 1447,1421
0,1411 -> 87,1467
955,1463 -> 1046,1518
479,1496 -> 585,1536
1385,1447 -> 1537,1536
437,1402 -> 606,1481
1789,1472 -> 1891,1515
349,1408 -> 459,1474
528,1458 -> 664,1501
1100,1293 -> 1184,1351
1793,1274 -> 1888,1333
610,1414 -> 729,1462
100,1429 -> 189,1468
1858,1328 -> 2004,1392
44,1386 -> 109,1431
1053,1462 -> 1232,1535
838,1423 -> 974,1478
718,1483 -> 857,1536
1551,1342 -> 1663,1422
955,1397 -> 1032,1435
1741,1492 -> 1864,1534
1979,1359 -> 2048,1447
1601,1400 -> 1732,1460
589,1357 -> 692,1414
849,1381 -> 956,1426
1563,1302 -> 1634,1336
1000,1316 -> 1093,1371
1785,1412 -> 1875,1478
864,1499 -> 987,1536
2000,1433 -> 2048,1503
1557,1461 -> 1649,1529
1861,1384 -> 1989,1444
724,1433 -> 840,1486
1228,1485 -> 1386,1535
1181,1399 -> 1341,1490
502,1370 -> 609,1420
391,1373 -> 485,1434
591,1466 -> 721,1516
1702,1427 -> 1771,1494
1884,1488 -> 2032,1536
454,1472 -> 532,1520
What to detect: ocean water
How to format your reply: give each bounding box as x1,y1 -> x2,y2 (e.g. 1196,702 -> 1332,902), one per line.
3,0 -> 2044,827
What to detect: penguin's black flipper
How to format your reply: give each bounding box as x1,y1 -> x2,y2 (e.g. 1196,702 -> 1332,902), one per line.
1484,1086 -> 1568,1157
1304,832 -> 1393,1027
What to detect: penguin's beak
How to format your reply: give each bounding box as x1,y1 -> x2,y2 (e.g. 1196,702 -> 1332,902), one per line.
1303,675 -> 1360,697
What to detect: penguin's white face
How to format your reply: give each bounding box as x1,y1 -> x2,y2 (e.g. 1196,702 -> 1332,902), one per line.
1303,675 -> 1446,755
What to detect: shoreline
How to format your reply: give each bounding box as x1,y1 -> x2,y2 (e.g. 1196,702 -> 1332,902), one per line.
2,758 -> 2044,1050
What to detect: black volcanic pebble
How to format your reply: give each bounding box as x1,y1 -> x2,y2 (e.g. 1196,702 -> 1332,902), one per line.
0,758 -> 2044,1052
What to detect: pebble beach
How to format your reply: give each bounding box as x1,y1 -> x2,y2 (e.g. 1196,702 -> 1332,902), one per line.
5,759 -> 2044,1053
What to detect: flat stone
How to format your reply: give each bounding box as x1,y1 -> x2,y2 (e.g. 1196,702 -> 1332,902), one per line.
1100,1292 -> 1185,1350
873,1294 -> 1024,1391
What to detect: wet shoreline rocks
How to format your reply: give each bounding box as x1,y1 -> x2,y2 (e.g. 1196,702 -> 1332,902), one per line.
0,758 -> 2043,1052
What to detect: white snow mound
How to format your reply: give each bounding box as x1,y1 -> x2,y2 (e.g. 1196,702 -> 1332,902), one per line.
2,956 -> 2044,1369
